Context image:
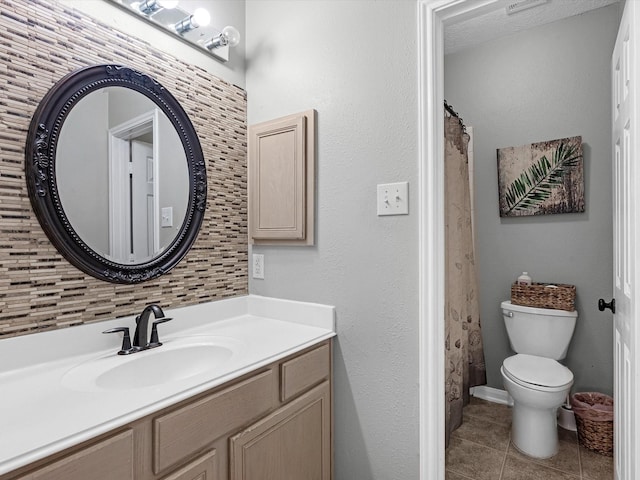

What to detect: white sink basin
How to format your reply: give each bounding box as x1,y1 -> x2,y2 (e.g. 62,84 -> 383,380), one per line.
62,335 -> 244,391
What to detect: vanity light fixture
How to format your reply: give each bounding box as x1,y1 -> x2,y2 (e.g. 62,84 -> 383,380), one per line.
136,0 -> 178,16
108,0 -> 238,62
173,7 -> 211,34
204,26 -> 241,50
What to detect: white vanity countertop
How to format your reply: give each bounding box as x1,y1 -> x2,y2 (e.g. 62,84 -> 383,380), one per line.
0,295 -> 336,476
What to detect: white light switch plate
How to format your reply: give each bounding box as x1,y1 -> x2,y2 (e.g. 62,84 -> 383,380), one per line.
377,182 -> 409,216
161,207 -> 173,227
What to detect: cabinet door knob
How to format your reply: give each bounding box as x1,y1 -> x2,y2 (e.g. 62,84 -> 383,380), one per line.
598,298 -> 615,314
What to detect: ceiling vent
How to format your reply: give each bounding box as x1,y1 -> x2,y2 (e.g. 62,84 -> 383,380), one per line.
505,0 -> 549,15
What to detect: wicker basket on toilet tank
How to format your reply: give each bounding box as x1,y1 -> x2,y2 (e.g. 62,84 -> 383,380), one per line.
511,283 -> 576,311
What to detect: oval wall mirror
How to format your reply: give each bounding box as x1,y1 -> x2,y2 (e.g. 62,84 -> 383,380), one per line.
25,64 -> 206,283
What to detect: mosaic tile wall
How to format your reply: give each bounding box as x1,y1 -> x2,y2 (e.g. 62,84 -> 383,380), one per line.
0,0 -> 248,337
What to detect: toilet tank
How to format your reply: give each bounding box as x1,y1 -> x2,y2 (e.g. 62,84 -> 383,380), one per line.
501,300 -> 577,360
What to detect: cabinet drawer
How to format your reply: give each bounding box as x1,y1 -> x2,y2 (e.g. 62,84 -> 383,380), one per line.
280,343 -> 330,402
17,430 -> 133,480
160,450 -> 217,480
154,369 -> 275,474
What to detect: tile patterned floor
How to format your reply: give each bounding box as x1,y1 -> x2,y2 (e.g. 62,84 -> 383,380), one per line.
445,397 -> 613,480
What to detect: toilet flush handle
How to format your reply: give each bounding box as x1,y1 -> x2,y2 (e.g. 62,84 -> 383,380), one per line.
506,311 -> 513,317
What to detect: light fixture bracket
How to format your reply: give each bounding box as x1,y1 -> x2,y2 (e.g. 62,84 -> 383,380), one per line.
138,0 -> 162,15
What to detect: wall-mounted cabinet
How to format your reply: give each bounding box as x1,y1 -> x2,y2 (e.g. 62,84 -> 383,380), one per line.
249,110 -> 315,245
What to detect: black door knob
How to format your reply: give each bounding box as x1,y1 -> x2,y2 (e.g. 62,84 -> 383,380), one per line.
598,298 -> 616,314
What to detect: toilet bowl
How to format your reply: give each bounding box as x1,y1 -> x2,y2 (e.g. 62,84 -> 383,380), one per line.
501,353 -> 573,458
500,301 -> 577,458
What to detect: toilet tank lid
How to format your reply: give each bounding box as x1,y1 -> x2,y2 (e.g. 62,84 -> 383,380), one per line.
501,300 -> 577,318
503,354 -> 573,388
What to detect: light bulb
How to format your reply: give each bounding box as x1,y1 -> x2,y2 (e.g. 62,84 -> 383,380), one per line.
174,8 -> 210,34
221,26 -> 240,47
204,25 -> 241,50
192,8 -> 210,28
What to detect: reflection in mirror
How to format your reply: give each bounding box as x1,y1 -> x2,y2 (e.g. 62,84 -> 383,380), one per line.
25,64 -> 206,284
57,87 -> 189,264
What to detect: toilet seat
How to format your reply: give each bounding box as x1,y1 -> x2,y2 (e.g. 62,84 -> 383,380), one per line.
503,354 -> 573,392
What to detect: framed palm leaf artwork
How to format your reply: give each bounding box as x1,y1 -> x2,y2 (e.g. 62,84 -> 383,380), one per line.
497,136 -> 584,217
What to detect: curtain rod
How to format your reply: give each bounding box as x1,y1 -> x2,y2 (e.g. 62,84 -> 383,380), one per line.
444,100 -> 466,132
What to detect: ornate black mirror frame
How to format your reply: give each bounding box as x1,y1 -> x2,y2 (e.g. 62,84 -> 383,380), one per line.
25,64 -> 207,284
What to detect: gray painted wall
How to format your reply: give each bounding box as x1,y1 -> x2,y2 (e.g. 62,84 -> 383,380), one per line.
157,112 -> 189,250
57,89 -> 109,253
444,4 -> 619,395
245,1 -> 419,478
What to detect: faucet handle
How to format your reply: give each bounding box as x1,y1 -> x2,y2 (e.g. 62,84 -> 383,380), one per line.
103,327 -> 135,355
148,318 -> 173,348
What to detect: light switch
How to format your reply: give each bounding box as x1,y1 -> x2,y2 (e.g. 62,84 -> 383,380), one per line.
161,207 -> 173,227
377,182 -> 409,216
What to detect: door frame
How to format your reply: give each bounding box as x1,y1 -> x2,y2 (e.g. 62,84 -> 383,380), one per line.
418,1 -> 635,478
417,2 -> 503,476
108,109 -> 160,262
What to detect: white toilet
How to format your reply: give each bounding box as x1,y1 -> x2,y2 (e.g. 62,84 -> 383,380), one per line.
500,300 -> 577,459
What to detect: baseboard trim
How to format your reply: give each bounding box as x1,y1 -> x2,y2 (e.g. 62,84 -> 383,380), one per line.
470,385 -> 514,406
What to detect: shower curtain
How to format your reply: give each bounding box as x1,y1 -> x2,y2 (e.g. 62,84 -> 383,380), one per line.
444,114 -> 487,447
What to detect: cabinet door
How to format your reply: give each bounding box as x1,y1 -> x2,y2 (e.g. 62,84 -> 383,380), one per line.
230,381 -> 331,480
160,450 -> 217,480
249,110 -> 315,245
16,430 -> 133,480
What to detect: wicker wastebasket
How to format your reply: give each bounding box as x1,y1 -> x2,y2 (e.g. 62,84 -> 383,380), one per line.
570,392 -> 614,456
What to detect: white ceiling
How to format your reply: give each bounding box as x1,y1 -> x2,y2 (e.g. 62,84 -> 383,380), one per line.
445,0 -> 621,55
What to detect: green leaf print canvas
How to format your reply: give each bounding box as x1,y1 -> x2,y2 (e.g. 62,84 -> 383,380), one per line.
497,136 -> 584,217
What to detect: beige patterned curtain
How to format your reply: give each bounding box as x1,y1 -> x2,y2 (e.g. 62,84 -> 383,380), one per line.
444,114 -> 486,447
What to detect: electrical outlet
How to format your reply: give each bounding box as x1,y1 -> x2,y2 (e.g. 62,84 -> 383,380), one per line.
253,254 -> 264,279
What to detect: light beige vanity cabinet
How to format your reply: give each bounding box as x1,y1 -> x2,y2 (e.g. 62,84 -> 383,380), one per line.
1,341 -> 332,480
11,430 -> 135,480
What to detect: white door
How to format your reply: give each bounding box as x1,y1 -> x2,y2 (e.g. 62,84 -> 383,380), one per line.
131,140 -> 155,262
611,2 -> 639,478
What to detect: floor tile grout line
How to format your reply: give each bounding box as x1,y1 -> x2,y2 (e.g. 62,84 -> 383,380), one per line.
450,433 -> 510,455
576,435 -> 584,480
463,412 -> 512,429
498,431 -> 511,479
445,469 -> 476,480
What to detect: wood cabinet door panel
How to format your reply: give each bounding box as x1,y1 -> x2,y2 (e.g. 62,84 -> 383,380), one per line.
153,370 -> 275,474
230,381 -> 331,480
16,430 -> 133,480
160,450 -> 217,480
249,110 -> 315,245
